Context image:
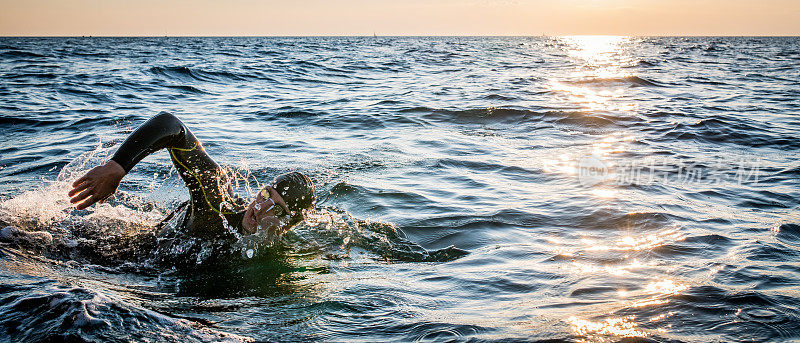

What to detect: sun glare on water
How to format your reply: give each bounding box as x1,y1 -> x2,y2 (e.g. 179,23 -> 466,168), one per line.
562,35 -> 627,64
547,35 -> 638,112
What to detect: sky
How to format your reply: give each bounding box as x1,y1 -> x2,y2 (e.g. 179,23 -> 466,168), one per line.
1,0 -> 798,36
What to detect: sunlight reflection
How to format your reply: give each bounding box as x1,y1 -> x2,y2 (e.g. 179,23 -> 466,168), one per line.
565,279 -> 686,339
550,227 -> 686,279
548,80 -> 638,112
546,237 -> 575,257
568,315 -> 648,339
586,227 -> 686,252
547,36 -> 639,112
569,259 -> 652,276
592,132 -> 635,155
591,188 -> 617,198
562,35 -> 627,64
542,152 -> 579,175
541,132 -> 635,198
560,35 -> 632,81
649,312 -> 674,322
632,298 -> 669,307
629,279 -> 688,310
645,279 -> 689,295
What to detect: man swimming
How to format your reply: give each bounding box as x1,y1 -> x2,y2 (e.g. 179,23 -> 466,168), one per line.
67,112 -> 316,245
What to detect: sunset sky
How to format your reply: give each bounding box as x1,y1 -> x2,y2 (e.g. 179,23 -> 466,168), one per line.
1,0 -> 798,36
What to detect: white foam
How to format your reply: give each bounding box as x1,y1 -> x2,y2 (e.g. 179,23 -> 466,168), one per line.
0,144 -> 166,236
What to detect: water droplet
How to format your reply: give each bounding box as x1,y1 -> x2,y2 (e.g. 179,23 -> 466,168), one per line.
246,249 -> 254,258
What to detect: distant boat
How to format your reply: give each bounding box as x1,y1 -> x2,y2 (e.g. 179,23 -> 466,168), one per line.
373,32 -> 377,38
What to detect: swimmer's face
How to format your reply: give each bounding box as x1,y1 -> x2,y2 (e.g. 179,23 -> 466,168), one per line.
241,186 -> 290,235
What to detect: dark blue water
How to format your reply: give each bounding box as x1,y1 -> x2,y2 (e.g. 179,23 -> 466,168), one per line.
1,36 -> 799,342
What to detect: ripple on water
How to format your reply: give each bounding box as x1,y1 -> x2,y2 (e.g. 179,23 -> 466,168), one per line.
0,275 -> 250,342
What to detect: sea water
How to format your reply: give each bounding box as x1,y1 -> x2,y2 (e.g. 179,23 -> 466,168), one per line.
1,36 -> 799,342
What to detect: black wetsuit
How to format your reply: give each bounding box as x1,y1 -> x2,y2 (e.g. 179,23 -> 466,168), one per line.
111,112 -> 246,240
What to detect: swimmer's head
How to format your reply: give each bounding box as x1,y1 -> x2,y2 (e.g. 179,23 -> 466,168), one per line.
241,172 -> 316,235
270,171 -> 316,221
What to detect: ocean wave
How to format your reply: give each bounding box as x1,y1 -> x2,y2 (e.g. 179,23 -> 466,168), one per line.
0,275 -> 250,342
253,108 -> 386,130
6,72 -> 58,80
0,50 -> 47,58
715,264 -> 799,290
480,93 -> 518,101
292,60 -> 351,74
623,59 -> 658,68
434,157 -> 519,172
0,116 -> 66,127
577,210 -> 678,231
392,322 -> 490,341
57,87 -> 113,103
567,75 -> 662,87
254,108 -> 321,120
288,206 -> 468,263
742,241 -> 800,262
70,50 -> 113,58
148,65 -> 251,83
402,106 -> 634,129
668,286 -> 800,340
688,76 -> 728,86
649,115 -> 799,150
775,224 -> 800,243
164,84 -> 213,95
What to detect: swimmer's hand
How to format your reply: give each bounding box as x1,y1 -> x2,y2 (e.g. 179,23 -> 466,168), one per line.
68,160 -> 126,210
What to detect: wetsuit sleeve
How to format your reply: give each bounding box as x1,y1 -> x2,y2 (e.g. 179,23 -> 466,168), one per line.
110,112 -> 236,217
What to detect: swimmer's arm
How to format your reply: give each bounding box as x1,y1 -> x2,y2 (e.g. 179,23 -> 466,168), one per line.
69,112 -> 229,211
109,111 -> 198,173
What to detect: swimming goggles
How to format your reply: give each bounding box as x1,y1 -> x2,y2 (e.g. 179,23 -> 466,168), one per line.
255,188 -> 285,216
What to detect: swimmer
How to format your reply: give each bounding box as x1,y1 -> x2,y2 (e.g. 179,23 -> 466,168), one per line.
67,112 -> 316,240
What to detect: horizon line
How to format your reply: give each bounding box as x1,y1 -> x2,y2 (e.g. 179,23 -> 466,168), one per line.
3,34 -> 800,38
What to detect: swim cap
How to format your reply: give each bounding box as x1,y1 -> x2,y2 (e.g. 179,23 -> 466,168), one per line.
270,172 -> 316,221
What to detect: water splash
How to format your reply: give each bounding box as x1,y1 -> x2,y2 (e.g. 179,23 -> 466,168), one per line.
1,143 -> 166,231
286,207 -> 467,263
